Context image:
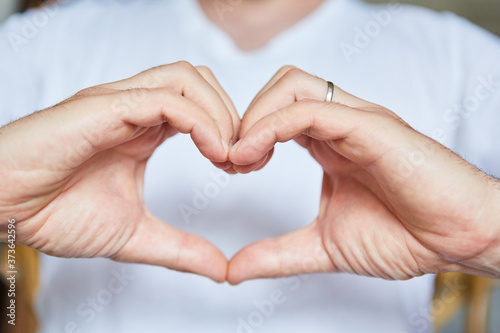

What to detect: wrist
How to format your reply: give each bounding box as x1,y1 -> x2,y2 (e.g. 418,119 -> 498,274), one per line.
472,177 -> 500,278
443,177 -> 500,278
487,178 -> 500,275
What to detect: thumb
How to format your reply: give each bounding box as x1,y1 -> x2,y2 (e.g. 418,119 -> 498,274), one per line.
227,222 -> 335,284
112,211 -> 228,283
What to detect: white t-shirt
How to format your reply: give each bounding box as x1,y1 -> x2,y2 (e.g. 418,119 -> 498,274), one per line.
1,0 -> 500,332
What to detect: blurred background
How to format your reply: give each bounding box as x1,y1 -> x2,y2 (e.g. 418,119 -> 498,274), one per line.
0,0 -> 499,333
369,0 -> 500,36
1,0 -> 500,37
2,0 -> 499,36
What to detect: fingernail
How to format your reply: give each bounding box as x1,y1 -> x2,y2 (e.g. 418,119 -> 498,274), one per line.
221,139 -> 229,153
231,140 -> 242,153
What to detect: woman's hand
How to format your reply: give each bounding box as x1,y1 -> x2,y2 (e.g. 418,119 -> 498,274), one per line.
228,66 -> 500,284
0,62 -> 240,282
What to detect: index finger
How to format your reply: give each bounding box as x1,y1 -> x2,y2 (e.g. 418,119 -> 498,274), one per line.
240,66 -> 374,138
101,62 -> 235,145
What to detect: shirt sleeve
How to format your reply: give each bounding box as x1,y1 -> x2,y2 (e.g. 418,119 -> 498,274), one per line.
0,12 -> 40,127
445,13 -> 500,178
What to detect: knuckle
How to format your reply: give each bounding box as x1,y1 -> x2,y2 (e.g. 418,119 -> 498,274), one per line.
365,105 -> 409,126
143,65 -> 170,79
281,67 -> 305,81
195,65 -> 214,77
172,60 -> 197,73
74,86 -> 111,99
277,65 -> 297,76
279,68 -> 308,94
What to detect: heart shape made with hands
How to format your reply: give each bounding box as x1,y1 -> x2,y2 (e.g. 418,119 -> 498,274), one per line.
7,63 -> 485,285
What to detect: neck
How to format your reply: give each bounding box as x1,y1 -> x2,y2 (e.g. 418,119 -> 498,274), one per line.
198,0 -> 325,51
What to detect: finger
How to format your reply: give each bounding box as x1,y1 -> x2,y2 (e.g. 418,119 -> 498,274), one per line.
195,65 -> 241,145
240,67 -> 325,138
44,87 -> 229,169
115,88 -> 230,162
113,213 -> 228,283
241,67 -> 377,138
213,160 -> 238,174
230,66 -> 296,173
236,68 -> 351,172
232,149 -> 273,174
195,66 -> 240,173
227,222 -> 334,284
246,65 -> 297,110
102,61 -> 235,144
235,67 -> 325,172
231,100 -> 377,166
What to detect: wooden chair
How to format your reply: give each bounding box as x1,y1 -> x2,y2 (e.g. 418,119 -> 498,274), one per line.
434,272 -> 497,333
0,244 -> 39,333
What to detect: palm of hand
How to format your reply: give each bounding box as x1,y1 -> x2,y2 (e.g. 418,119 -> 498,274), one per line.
271,128 -> 492,281
2,63 -> 239,282
227,136 -> 430,282
22,124 -> 171,259
306,137 -> 424,279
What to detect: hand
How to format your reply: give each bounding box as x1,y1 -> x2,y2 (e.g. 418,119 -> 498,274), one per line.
0,62 -> 240,282
228,66 -> 500,283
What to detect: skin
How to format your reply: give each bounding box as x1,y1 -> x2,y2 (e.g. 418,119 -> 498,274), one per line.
227,67 -> 500,283
0,62 -> 240,283
1,63 -> 499,284
1,1 -> 499,283
198,0 -> 324,51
